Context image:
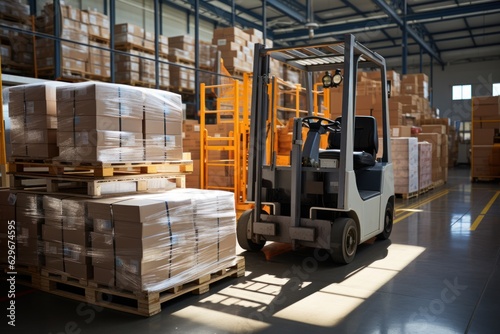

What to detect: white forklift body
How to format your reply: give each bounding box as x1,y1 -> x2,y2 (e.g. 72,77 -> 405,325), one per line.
238,34 -> 395,264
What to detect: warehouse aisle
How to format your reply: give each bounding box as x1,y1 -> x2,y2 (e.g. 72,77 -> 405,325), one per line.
2,166 -> 500,334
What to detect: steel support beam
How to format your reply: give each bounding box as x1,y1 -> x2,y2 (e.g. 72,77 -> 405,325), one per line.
267,0 -> 306,23
406,2 -> 500,22
154,0 -> 160,88
54,0 -> 61,79
194,0 -> 200,113
263,0 -> 267,41
110,0 -> 115,83
372,0 -> 444,66
402,0 -> 408,74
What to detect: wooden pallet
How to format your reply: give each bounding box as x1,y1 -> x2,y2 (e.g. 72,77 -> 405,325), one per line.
418,184 -> 433,195
41,268 -> 89,286
10,172 -> 185,197
433,179 -> 446,188
396,191 -> 419,200
115,43 -> 155,55
10,159 -> 193,177
40,257 -> 245,316
168,55 -> 195,65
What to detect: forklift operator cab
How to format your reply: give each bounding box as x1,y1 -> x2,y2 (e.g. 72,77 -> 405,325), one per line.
238,34 -> 395,264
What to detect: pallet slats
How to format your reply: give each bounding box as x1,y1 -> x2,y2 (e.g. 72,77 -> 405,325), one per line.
37,257 -> 244,317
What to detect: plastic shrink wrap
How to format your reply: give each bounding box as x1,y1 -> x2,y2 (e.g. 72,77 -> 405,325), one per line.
0,188 -> 237,292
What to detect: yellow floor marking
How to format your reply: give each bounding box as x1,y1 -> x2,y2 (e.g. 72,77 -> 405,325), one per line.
470,191 -> 500,231
394,189 -> 450,224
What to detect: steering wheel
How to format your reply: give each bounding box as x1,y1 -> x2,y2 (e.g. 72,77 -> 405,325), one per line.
301,116 -> 341,133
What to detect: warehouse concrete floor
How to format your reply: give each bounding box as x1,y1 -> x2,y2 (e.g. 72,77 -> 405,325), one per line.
2,166 -> 500,334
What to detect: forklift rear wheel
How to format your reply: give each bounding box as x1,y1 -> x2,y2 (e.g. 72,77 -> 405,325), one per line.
237,209 -> 266,251
377,201 -> 393,240
331,218 -> 358,264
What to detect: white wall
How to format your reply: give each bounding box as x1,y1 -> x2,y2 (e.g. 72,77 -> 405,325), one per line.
429,59 -> 500,122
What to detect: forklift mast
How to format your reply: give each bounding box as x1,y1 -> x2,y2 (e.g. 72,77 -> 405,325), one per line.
247,34 -> 391,211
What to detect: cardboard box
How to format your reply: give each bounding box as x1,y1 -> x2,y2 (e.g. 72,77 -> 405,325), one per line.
90,232 -> 114,267
391,126 -> 412,137
115,255 -> 170,291
114,220 -> 169,238
65,261 -> 92,279
93,266 -> 115,286
44,255 -> 64,271
42,224 -> 63,242
63,243 -> 90,264
421,124 -> 447,134
111,198 -> 168,222
63,228 -> 89,245
58,115 -> 120,131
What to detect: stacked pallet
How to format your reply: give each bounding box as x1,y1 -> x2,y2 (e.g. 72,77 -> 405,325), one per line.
0,0 -> 33,76
182,120 -> 201,188
114,23 -> 169,87
471,96 -> 500,180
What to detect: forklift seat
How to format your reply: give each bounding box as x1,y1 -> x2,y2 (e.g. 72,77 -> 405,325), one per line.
319,116 -> 378,169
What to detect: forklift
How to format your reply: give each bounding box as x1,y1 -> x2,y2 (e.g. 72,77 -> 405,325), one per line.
237,34 -> 395,264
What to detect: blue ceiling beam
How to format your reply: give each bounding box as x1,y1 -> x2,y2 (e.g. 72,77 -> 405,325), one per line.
406,2 -> 500,22
273,17 -> 396,41
216,0 -> 265,23
372,0 -> 444,66
167,0 -> 264,32
266,0 -> 306,23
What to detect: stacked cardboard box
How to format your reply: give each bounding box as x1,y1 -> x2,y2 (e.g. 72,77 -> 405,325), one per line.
391,137 -> 419,194
85,10 -> 111,79
36,4 -> 89,77
169,65 -> 195,91
56,82 -> 144,162
0,0 -> 33,75
182,120 -> 201,188
402,73 -> 429,100
35,3 -> 111,80
112,198 -> 176,290
9,82 -> 67,159
114,23 -> 169,86
143,88 -> 184,161
87,197 -> 130,286
212,27 -> 270,75
418,142 -> 433,190
168,35 -> 195,63
421,124 -> 448,183
42,195 -> 67,272
417,132 -> 442,184
61,197 -> 92,279
472,96 -> 500,178
15,193 -> 43,266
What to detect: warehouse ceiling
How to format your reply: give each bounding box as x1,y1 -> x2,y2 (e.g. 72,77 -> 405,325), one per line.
168,0 -> 500,68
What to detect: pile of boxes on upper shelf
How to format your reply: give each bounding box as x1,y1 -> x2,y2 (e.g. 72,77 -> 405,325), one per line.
0,0 -> 33,74
1,80 -> 242,316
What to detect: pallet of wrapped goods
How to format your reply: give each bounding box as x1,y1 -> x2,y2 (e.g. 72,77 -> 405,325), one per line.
391,137 -> 419,198
4,189 -> 242,316
417,133 -> 443,186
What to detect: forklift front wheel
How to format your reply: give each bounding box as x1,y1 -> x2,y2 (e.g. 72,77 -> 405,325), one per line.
377,201 -> 394,240
331,218 -> 358,264
237,209 -> 266,252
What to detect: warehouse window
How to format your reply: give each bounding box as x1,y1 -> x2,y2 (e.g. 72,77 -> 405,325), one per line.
493,83 -> 500,96
452,84 -> 471,100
